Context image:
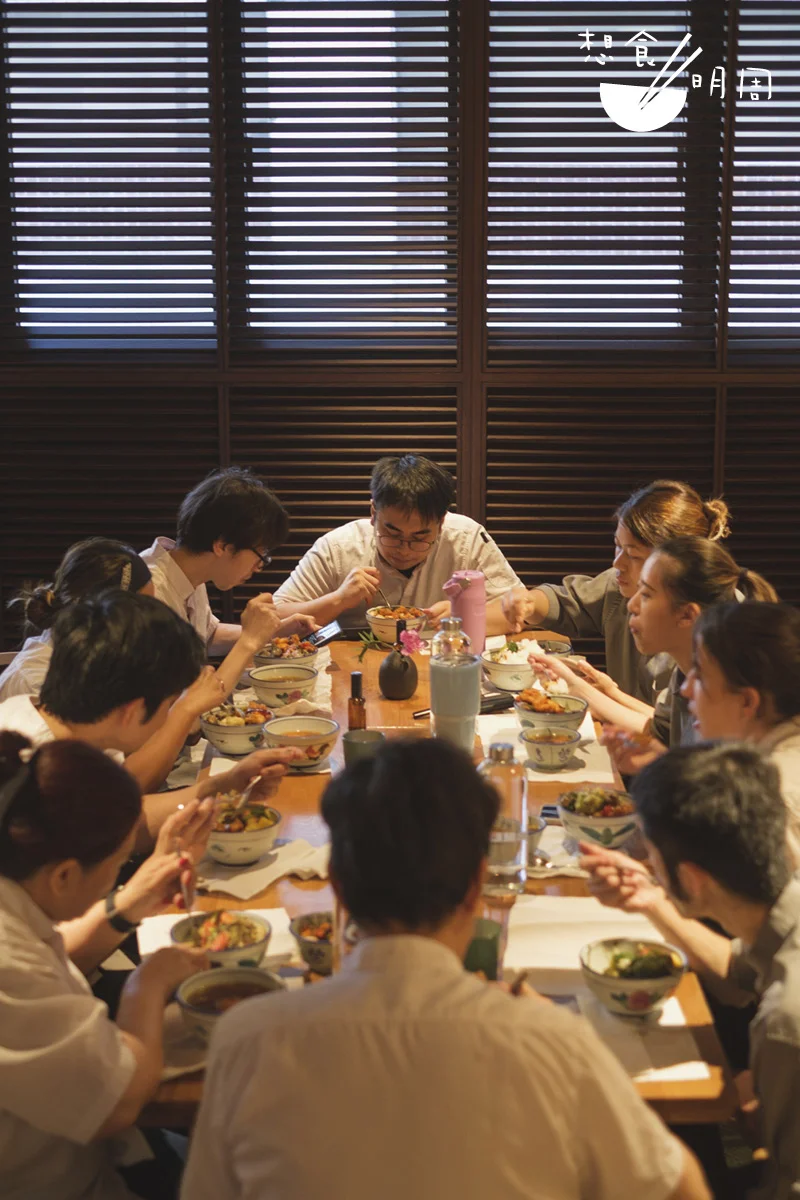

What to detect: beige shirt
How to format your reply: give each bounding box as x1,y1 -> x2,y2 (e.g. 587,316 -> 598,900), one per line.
0,877 -> 136,1200
759,717 -> 800,864
0,694 -> 125,765
274,513 -> 524,629
140,536 -> 220,645
0,631 -> 53,702
181,935 -> 685,1200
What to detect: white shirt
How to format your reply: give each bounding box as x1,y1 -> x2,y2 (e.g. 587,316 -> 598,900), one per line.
0,694 -> 125,764
759,716 -> 800,864
0,877 -> 136,1200
0,631 -> 53,702
181,935 -> 685,1200
274,513 -> 524,628
140,536 -> 220,645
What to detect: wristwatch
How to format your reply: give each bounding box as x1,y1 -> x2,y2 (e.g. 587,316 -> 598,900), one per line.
104,888 -> 141,934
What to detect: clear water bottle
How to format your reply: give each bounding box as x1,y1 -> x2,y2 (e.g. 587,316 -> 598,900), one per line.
430,617 -> 481,753
478,743 -> 528,900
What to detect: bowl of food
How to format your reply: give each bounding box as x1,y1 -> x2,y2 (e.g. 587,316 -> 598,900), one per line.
171,910 -> 272,968
200,701 -> 272,756
557,788 -> 638,850
519,727 -> 581,771
206,798 -> 282,865
580,938 -> 686,1018
254,634 -> 319,668
262,715 -> 340,770
527,814 -> 548,862
248,664 -> 318,708
366,605 -> 426,642
514,689 -> 588,732
289,911 -> 334,976
537,639 -> 573,657
176,967 -> 286,1042
480,640 -> 536,692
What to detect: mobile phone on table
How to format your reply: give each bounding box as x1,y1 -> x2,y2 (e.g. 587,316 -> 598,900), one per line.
307,620 -> 342,647
539,804 -> 560,824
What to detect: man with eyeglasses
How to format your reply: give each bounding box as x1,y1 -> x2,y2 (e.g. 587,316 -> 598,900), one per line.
274,455 -> 523,630
142,467 -> 317,692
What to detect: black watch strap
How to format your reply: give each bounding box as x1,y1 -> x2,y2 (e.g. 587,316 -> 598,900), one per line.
104,889 -> 140,934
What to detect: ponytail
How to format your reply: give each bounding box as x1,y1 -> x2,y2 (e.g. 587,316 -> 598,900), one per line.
656,536 -> 778,609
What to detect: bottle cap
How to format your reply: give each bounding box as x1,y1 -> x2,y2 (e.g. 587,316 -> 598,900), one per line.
488,743 -> 515,764
350,671 -> 363,699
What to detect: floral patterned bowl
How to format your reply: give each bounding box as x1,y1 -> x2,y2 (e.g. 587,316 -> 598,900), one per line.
262,715 -> 340,770
519,727 -> 581,771
249,664 -> 318,708
579,938 -> 686,1019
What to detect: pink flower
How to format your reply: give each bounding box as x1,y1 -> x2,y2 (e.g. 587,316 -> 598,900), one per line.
399,629 -> 424,656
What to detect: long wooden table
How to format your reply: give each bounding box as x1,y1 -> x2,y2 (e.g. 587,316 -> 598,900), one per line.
143,639 -> 736,1128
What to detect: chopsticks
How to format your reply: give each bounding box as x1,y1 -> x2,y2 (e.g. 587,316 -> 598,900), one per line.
639,35 -> 703,108
510,970 -> 529,997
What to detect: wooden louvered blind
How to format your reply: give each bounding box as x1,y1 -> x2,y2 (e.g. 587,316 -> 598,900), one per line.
487,1 -> 724,364
224,0 -> 460,362
0,387 -> 220,646
0,1 -> 215,359
724,388 -> 800,604
228,386 -> 458,607
727,2 -> 800,361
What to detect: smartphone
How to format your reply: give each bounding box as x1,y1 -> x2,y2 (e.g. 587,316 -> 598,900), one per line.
539,804 -> 560,824
307,620 -> 342,647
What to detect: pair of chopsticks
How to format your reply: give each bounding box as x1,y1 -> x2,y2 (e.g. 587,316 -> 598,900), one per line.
638,34 -> 702,109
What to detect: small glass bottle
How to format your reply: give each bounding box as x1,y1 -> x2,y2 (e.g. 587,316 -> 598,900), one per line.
478,742 -> 528,901
348,671 -> 367,730
431,615 -> 471,658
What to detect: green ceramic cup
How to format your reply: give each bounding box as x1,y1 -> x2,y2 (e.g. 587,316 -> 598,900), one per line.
463,917 -> 503,981
342,729 -> 387,766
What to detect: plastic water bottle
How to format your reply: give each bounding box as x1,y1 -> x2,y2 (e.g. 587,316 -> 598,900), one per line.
478,743 -> 528,899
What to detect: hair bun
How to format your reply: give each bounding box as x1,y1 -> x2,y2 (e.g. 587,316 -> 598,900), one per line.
0,731 -> 31,785
704,498 -> 731,541
18,582 -> 60,633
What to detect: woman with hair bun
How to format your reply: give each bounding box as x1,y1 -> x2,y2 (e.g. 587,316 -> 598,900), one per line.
491,480 -> 731,703
1,538 -> 154,702
0,732 -> 207,1200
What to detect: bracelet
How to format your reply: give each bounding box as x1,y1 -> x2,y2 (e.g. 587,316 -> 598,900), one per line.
104,888 -> 141,934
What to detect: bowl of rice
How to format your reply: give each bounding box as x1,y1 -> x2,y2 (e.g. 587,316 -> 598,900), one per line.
480,639 -> 540,692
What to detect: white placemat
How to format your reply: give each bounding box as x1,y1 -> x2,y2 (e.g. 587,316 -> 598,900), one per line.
527,822 -> 588,879
139,906 -> 296,966
504,895 -> 665,973
477,709 -> 616,785
196,839 -> 330,899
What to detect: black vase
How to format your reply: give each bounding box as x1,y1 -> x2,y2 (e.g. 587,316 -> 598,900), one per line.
378,649 -> 418,700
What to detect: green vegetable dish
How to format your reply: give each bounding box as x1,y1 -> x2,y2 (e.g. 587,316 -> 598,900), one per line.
604,943 -> 681,980
559,788 -> 634,818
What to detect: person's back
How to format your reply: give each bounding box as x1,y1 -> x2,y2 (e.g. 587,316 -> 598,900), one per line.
181,739 -> 708,1200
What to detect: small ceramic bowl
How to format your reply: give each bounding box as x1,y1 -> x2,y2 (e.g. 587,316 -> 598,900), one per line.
170,911 -> 272,968
557,802 -> 638,851
579,938 -> 687,1018
206,805 -> 282,866
176,967 -> 285,1042
254,644 -> 319,669
200,715 -> 267,756
537,639 -> 574,657
366,606 -> 426,643
480,651 -> 535,693
248,664 -> 318,708
527,815 -> 547,863
262,715 -> 340,770
289,911 -> 334,976
519,727 -> 581,771
514,694 -> 589,733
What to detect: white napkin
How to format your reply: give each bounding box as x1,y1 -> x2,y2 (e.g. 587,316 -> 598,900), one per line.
477,709 -> 616,785
527,822 -> 588,879
196,839 -> 330,900
138,906 -> 296,965
503,895 -> 665,974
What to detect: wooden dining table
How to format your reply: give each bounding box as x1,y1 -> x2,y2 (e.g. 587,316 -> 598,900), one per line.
142,637 -> 736,1129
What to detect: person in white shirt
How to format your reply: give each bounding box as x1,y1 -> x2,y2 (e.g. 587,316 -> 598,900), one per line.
181,737 -> 710,1200
0,731 -> 210,1200
142,467 -> 316,694
0,537 -> 155,703
273,454 -> 524,630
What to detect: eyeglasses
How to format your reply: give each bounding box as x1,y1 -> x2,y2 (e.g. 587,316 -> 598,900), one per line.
249,548 -> 273,570
376,530 -> 436,551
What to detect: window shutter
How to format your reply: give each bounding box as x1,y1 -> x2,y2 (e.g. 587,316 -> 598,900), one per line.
487,2 -> 724,364
224,0 -> 460,362
1,2 -> 216,359
228,386 -> 458,605
727,2 -> 800,362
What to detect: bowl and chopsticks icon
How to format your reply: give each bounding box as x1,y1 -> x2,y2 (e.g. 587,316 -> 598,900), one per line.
600,34 -> 703,132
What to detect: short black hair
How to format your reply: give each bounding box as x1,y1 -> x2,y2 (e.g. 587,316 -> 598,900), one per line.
321,738 -> 499,931
40,591 -> 205,723
370,455 -> 456,524
176,467 -> 290,554
632,743 -> 791,906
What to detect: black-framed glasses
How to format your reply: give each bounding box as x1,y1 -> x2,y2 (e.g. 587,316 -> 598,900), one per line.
376,530 -> 436,551
249,548 -> 272,570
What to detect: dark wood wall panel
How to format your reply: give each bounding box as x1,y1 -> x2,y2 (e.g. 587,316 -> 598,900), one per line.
228,386 -> 459,609
1,388 -> 220,646
724,388 -> 800,604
